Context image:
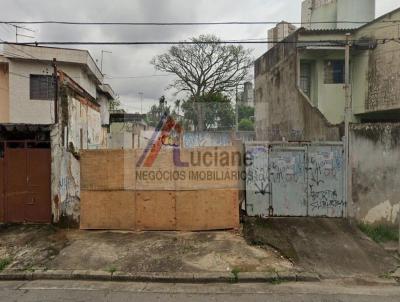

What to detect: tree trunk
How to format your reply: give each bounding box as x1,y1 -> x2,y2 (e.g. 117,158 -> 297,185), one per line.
196,100 -> 204,131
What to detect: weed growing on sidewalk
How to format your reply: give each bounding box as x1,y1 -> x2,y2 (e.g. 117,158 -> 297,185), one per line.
0,258 -> 11,271
359,223 -> 399,243
230,268 -> 241,283
107,266 -> 117,274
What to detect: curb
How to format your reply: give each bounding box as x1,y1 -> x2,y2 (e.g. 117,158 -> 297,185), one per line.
0,270 -> 320,283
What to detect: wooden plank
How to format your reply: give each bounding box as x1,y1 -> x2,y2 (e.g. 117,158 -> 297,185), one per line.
80,191 -> 135,230
135,191 -> 176,230
176,190 -> 240,231
81,150 -> 135,191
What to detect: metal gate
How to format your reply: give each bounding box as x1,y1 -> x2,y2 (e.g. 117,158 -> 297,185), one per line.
245,142 -> 345,218
245,143 -> 270,216
0,141 -> 51,223
307,144 -> 345,218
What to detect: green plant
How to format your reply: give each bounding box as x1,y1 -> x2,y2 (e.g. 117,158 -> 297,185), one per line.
238,118 -> 254,131
107,266 -> 117,274
0,258 -> 12,271
359,223 -> 399,243
231,267 -> 241,283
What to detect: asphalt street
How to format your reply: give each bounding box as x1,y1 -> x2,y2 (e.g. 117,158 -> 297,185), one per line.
0,280 -> 399,302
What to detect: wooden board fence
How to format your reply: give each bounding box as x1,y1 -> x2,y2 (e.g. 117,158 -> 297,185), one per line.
80,147 -> 243,231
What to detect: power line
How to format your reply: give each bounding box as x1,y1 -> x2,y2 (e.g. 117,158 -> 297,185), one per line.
0,40 -> 358,46
0,37 -> 396,47
1,20 -> 398,26
105,74 -> 174,79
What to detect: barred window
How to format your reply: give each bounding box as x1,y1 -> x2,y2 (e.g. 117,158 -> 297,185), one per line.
30,75 -> 55,100
324,60 -> 345,84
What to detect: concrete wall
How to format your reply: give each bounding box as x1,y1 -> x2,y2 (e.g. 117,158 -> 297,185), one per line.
183,132 -> 232,148
352,9 -> 400,115
97,94 -> 110,126
7,60 -> 98,124
301,0 -> 375,30
0,63 -> 9,123
300,50 -> 347,124
51,85 -> 103,226
350,123 -> 400,226
66,96 -> 102,150
254,33 -> 340,141
337,0 -> 375,29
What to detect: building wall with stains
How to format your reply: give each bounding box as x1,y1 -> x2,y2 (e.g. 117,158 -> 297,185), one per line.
353,9 -> 400,115
350,123 -> 400,226
254,33 -> 340,142
51,84 -> 103,226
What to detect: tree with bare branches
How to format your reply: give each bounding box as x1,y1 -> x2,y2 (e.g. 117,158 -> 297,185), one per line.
151,35 -> 253,130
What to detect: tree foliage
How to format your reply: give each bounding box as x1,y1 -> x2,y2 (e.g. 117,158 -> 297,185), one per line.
238,105 -> 255,122
181,93 -> 235,131
146,96 -> 171,127
151,35 -> 252,97
238,118 -> 254,131
151,35 -> 252,130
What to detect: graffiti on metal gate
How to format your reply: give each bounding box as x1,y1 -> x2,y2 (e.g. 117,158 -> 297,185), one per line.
309,186 -> 345,211
270,155 -> 304,184
245,144 -> 345,218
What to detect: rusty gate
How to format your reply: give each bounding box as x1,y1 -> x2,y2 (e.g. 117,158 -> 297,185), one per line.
245,142 -> 345,218
0,141 -> 51,223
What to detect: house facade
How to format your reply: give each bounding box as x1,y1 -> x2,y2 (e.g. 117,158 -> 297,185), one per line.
0,44 -> 114,225
254,5 -> 400,225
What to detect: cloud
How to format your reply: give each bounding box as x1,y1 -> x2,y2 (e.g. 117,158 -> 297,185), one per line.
0,0 -> 398,112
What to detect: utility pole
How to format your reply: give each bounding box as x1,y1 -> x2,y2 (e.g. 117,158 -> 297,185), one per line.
52,58 -> 59,124
235,84 -> 239,133
139,92 -> 144,114
344,33 -> 352,218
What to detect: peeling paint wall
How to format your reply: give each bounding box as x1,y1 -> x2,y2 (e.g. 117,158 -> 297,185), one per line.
254,33 -> 340,142
51,85 -> 103,226
350,123 -> 400,226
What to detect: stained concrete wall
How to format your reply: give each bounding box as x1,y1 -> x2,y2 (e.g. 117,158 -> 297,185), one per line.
254,33 -> 340,141
51,85 -> 103,226
352,8 -> 400,115
350,123 -> 400,226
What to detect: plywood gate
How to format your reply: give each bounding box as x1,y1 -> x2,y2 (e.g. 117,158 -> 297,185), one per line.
80,147 -> 242,231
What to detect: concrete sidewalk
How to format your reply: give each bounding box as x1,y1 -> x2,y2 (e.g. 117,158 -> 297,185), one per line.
0,225 -> 299,283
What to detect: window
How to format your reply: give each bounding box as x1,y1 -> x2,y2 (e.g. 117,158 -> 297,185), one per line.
300,62 -> 311,97
30,75 -> 55,100
324,60 -> 345,84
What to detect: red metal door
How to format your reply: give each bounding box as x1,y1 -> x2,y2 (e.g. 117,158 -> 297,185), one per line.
5,144 -> 27,223
26,149 -> 51,223
4,142 -> 51,223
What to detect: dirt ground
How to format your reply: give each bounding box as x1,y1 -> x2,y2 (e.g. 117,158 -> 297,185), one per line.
0,225 -> 293,274
243,217 -> 399,279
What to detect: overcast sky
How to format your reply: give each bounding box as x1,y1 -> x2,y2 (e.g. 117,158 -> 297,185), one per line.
0,0 -> 399,113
